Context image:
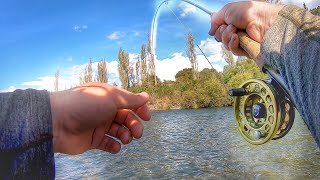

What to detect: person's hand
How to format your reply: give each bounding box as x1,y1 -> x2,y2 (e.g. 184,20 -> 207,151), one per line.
49,83 -> 150,155
209,1 -> 284,57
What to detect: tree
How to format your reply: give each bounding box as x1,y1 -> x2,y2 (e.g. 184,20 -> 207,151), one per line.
186,32 -> 199,80
79,76 -> 84,85
221,45 -> 235,66
97,59 -> 108,83
222,59 -> 268,87
141,44 -> 148,84
147,33 -> 157,85
128,64 -> 135,87
136,56 -> 141,86
83,59 -> 93,84
79,59 -> 94,85
310,6 -> 320,16
175,68 -> 193,83
118,48 -> 130,89
54,70 -> 59,92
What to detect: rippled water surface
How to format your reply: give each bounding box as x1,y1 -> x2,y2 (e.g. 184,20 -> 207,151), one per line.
55,107 -> 320,179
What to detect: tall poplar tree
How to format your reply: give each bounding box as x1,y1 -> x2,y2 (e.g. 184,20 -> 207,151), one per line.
186,32 -> 198,80
141,44 -> 147,84
97,59 -> 108,83
147,33 -> 157,85
136,56 -> 141,86
118,48 -> 130,89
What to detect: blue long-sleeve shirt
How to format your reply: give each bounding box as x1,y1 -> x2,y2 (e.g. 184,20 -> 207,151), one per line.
0,89 -> 55,179
261,5 -> 320,146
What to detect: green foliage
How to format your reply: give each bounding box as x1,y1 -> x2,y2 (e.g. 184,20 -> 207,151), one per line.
130,58 -> 268,110
310,6 -> 320,16
130,66 -> 237,110
175,68 -> 193,83
227,72 -> 253,88
223,59 -> 268,86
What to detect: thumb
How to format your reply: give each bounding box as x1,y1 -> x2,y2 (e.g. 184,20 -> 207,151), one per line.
112,89 -> 149,109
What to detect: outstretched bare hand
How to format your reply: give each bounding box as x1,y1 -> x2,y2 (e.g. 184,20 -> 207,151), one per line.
50,83 -> 150,155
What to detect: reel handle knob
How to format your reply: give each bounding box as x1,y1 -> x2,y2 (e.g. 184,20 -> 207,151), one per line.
229,88 -> 247,96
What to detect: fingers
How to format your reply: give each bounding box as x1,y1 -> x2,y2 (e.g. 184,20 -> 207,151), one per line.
134,104 -> 151,121
229,33 -> 250,57
115,109 -> 144,139
209,9 -> 227,36
213,24 -> 227,42
112,88 -> 150,110
222,25 -> 237,50
91,125 -> 107,148
107,123 -> 132,144
74,83 -> 150,110
97,135 -> 121,154
212,23 -> 249,57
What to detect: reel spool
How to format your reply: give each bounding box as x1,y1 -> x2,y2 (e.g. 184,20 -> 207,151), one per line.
229,78 -> 295,145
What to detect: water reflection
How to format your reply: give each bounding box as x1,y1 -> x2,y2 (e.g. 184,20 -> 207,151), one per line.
55,107 -> 320,179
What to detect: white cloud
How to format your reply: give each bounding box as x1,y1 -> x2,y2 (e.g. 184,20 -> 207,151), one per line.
73,25 -> 88,32
129,53 -> 139,64
107,31 -> 123,40
14,38 -> 229,91
197,38 -> 221,55
282,0 -> 319,8
22,76 -> 56,91
19,59 -> 122,91
155,51 -> 226,81
179,2 -> 197,17
66,57 -> 73,62
0,86 -> 17,92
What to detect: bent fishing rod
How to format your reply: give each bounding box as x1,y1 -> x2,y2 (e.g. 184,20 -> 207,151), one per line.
160,0 -> 296,145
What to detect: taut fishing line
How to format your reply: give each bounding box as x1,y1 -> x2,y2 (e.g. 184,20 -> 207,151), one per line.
166,3 -> 215,71
151,0 -> 215,69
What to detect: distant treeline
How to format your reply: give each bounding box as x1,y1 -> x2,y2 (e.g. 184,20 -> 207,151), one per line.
129,59 -> 268,110
53,32 -> 268,110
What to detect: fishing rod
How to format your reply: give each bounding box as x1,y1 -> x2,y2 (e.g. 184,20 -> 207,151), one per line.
158,0 -> 296,145
170,0 -> 213,16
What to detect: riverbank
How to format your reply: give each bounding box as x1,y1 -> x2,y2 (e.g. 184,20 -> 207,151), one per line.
129,59 -> 268,111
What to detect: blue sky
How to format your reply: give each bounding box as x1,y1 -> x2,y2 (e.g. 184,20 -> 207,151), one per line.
0,0 -> 318,91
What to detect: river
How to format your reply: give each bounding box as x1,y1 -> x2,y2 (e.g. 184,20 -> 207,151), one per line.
55,107 -> 320,179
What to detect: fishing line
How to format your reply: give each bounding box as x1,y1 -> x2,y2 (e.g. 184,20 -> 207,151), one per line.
166,3 -> 216,71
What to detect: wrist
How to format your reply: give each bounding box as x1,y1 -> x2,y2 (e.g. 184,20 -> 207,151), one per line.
50,92 -> 61,152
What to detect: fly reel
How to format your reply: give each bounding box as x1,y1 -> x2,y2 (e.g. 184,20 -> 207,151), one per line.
229,76 -> 295,145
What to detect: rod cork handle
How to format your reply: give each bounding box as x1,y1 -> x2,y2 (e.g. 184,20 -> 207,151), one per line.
237,32 -> 263,69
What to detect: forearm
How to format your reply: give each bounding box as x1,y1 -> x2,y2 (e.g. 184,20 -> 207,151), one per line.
261,5 -> 320,146
0,89 -> 55,179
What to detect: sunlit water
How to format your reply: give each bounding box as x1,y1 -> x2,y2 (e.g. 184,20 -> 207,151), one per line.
55,107 -> 320,179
